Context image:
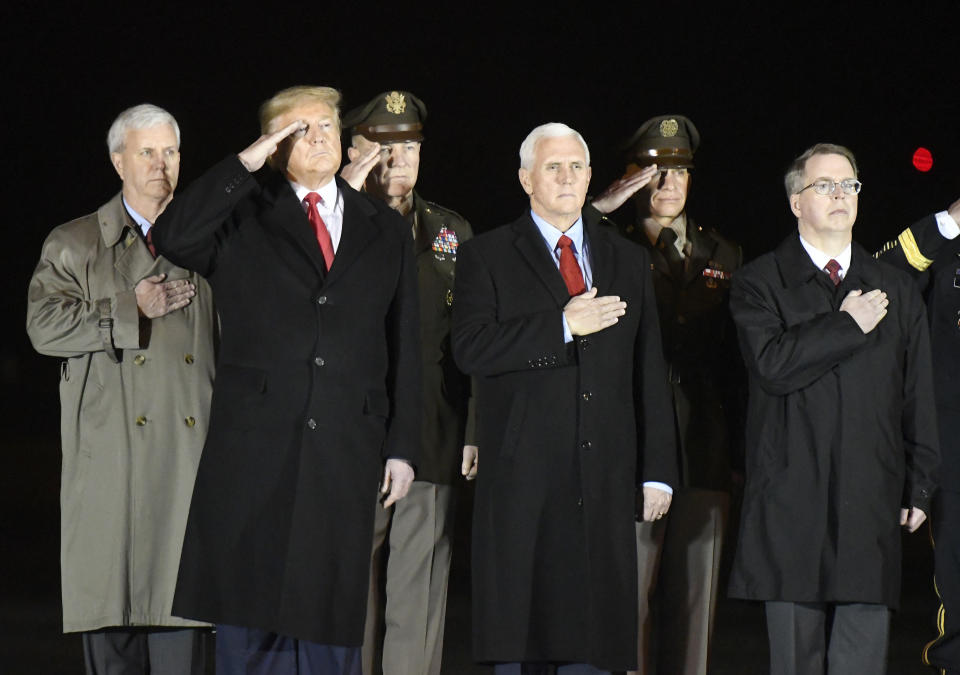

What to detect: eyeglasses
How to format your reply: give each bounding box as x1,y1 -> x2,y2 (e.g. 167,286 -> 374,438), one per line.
797,179 -> 862,196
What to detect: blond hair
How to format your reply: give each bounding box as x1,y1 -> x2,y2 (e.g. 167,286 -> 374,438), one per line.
258,86 -> 342,134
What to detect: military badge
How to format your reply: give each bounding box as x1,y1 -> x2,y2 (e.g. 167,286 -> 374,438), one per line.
385,91 -> 406,114
432,226 -> 459,256
659,118 -> 679,137
702,267 -> 732,281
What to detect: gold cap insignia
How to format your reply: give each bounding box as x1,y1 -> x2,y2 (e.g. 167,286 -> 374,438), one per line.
385,91 -> 406,115
659,118 -> 679,137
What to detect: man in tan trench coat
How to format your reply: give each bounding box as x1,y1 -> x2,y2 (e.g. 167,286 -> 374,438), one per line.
26,104 -> 215,675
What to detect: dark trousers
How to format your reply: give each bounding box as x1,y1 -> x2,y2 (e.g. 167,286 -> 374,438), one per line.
82,627 -> 208,675
924,488 -> 960,673
494,663 -> 610,675
215,624 -> 361,675
765,601 -> 890,675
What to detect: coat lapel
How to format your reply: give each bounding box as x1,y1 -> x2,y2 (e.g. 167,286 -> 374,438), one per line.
259,172 -> 330,278
584,210 -> 615,294
324,177 -> 382,288
512,213 -> 571,308
99,195 -> 160,285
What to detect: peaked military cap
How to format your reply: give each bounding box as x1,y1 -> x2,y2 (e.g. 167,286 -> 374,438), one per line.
624,114 -> 700,170
342,90 -> 427,143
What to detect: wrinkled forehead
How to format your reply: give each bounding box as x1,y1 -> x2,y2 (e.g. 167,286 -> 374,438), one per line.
124,123 -> 178,148
534,135 -> 587,165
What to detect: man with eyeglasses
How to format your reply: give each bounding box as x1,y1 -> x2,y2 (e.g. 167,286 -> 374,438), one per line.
726,143 -> 939,674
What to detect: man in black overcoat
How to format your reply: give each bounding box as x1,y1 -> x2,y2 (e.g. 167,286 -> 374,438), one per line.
451,122 -> 677,674
873,197 -> 960,674
728,142 -> 939,675
151,86 -> 421,675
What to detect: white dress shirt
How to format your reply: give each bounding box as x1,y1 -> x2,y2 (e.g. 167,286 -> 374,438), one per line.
291,177 -> 344,253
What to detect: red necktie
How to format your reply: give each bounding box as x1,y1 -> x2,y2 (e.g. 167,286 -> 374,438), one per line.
557,234 -> 586,296
145,228 -> 156,258
825,259 -> 841,286
304,192 -> 335,271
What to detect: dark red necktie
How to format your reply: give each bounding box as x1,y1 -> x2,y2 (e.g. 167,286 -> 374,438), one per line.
145,227 -> 156,258
304,192 -> 335,271
557,235 -> 586,296
825,259 -> 842,286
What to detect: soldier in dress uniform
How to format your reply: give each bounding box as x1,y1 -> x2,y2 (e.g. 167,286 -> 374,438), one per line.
591,115 -> 742,675
340,90 -> 476,675
873,197 -> 960,674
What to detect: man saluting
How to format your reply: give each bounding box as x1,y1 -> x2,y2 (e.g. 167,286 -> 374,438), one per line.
152,86 -> 421,675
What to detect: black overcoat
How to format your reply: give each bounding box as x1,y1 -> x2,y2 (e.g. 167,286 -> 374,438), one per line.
451,209 -> 676,670
152,156 -> 421,645
727,233 -> 938,609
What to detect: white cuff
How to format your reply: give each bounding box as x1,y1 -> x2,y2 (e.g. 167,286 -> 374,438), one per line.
935,210 -> 960,240
642,481 -> 673,495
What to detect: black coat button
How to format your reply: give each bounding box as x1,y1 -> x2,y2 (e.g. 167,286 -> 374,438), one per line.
306,418 -> 317,430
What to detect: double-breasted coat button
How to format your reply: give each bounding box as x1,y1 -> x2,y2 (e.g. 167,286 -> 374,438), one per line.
133,354 -> 146,365
580,440 -> 592,450
184,354 -> 194,364
577,497 -> 583,507
135,415 -> 147,426
314,356 -> 325,366
582,391 -> 592,401
184,416 -> 196,427
306,418 -> 317,430
317,295 -> 328,305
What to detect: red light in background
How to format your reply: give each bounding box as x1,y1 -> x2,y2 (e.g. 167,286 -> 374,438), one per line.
913,147 -> 933,172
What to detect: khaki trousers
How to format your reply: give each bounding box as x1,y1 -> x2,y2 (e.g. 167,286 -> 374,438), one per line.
629,488 -> 729,675
362,481 -> 456,675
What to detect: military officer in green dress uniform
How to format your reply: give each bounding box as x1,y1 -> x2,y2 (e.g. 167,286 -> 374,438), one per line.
592,115 -> 742,675
340,90 -> 476,675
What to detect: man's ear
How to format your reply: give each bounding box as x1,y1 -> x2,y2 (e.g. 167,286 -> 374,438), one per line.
789,193 -> 802,219
518,168 -> 533,196
110,152 -> 124,180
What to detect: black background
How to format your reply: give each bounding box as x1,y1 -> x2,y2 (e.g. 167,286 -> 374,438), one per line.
2,3 -> 958,669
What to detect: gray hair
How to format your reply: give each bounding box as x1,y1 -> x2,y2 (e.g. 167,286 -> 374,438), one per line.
106,104 -> 181,154
784,142 -> 858,196
519,123 -> 590,170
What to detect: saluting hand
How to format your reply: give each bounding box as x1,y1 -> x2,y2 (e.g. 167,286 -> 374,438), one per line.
237,120 -> 305,173
591,164 -> 659,215
340,142 -> 382,191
